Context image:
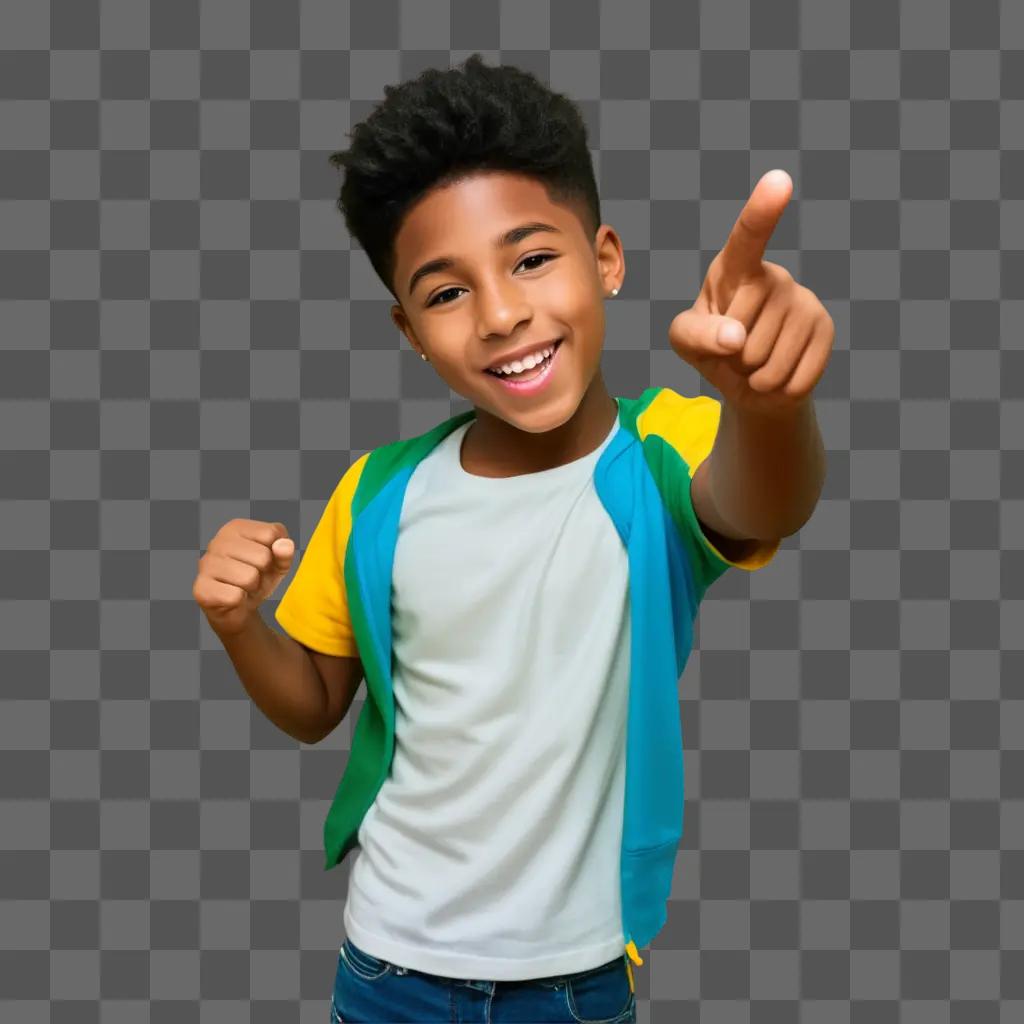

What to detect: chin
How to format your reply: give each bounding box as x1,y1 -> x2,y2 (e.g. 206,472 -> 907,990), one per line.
491,392 -> 585,434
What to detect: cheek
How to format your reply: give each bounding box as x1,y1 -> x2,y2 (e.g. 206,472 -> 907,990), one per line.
544,269 -> 602,323
554,272 -> 605,337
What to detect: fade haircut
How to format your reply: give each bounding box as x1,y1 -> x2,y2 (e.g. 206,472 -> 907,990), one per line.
328,53 -> 602,299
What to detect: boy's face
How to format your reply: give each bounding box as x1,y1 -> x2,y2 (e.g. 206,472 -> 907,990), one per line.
389,171 -> 624,434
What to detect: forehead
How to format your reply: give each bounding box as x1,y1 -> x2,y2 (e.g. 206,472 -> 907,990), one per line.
394,171 -> 583,266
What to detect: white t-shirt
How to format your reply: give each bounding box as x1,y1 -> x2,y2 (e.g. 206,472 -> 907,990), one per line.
343,412 -> 631,981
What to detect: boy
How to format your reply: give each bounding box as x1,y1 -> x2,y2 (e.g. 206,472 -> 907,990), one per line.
192,53 -> 831,1023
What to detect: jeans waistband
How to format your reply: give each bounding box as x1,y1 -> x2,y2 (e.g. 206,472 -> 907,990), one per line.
416,952 -> 627,992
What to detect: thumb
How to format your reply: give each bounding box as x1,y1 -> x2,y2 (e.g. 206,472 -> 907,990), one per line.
270,525 -> 294,567
715,316 -> 746,351
671,309 -> 747,359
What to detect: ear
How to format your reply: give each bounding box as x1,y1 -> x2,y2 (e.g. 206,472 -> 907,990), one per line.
593,224 -> 625,296
391,303 -> 426,359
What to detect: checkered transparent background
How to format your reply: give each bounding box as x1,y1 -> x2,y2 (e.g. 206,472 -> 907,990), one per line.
2,0 -> 1023,1021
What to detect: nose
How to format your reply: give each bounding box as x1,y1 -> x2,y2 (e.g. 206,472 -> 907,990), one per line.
475,276 -> 532,340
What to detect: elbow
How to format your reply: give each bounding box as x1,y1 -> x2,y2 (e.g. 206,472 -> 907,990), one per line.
294,722 -> 327,746
762,470 -> 828,539
761,501 -> 821,541
782,499 -> 826,539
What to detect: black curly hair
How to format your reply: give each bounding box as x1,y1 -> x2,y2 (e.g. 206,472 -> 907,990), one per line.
328,53 -> 602,299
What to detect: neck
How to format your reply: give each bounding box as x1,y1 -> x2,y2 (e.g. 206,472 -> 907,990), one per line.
464,373 -> 619,477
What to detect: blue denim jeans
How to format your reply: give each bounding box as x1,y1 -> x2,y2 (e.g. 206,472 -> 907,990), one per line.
331,936 -> 637,1023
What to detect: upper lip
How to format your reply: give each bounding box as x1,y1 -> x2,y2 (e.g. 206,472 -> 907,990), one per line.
484,338 -> 561,372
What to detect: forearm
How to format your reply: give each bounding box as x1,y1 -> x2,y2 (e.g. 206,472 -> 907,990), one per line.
706,397 -> 827,540
213,613 -> 329,745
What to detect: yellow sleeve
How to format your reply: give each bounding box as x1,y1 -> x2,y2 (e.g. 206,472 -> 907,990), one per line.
637,388 -> 781,587
272,453 -> 370,658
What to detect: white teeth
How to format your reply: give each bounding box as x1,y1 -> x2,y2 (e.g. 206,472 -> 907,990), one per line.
492,344 -> 554,376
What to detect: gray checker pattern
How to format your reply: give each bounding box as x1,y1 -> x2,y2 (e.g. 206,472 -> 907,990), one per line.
1,0 -> 1022,1022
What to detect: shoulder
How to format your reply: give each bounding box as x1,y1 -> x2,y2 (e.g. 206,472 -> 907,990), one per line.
629,386 -> 721,467
342,410 -> 475,511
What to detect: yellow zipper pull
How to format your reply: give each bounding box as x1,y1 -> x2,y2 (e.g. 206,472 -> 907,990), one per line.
625,939 -> 643,967
625,956 -> 635,993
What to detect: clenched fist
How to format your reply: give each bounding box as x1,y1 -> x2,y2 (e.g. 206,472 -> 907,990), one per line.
192,519 -> 295,637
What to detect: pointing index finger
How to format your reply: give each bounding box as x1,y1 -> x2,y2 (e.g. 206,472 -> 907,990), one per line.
717,169 -> 793,285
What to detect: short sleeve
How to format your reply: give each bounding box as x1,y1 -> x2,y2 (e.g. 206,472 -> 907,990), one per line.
272,453 -> 370,658
677,448 -> 781,589
638,388 -> 781,592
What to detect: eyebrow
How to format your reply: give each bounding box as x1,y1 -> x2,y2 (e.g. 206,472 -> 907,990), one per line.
406,221 -> 563,297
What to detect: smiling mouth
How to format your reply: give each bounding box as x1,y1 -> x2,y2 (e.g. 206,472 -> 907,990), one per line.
484,339 -> 563,379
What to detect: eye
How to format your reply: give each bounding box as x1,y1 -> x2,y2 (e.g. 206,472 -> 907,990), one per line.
427,287 -> 463,308
516,253 -> 555,272
425,253 -> 557,307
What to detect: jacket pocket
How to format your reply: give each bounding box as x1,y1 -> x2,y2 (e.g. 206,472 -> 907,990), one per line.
622,840 -> 678,950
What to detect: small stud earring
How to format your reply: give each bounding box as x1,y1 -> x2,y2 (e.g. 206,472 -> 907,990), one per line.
610,287 -> 619,297
421,353 -> 428,361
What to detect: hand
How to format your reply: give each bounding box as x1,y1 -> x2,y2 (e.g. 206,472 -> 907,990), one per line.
667,169 -> 835,418
192,519 -> 295,637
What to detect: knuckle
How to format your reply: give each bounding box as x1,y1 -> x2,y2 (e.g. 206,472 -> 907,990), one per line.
797,283 -> 820,308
